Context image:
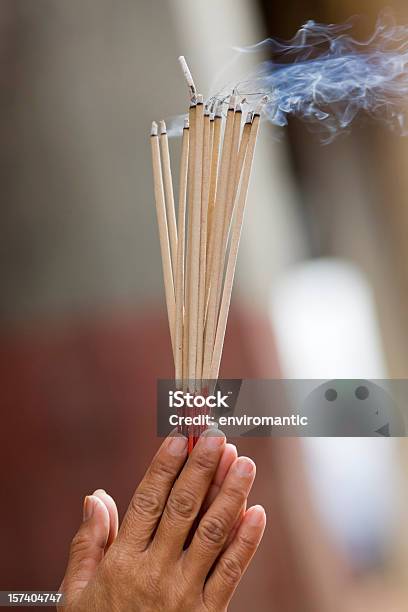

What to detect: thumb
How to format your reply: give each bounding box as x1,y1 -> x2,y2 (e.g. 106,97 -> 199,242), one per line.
60,494 -> 110,605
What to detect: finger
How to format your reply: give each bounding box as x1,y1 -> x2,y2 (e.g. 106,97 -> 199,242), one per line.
152,429 -> 226,558
204,505 -> 266,610
116,432 -> 188,553
60,495 -> 110,605
92,489 -> 119,549
183,456 -> 256,582
203,445 -> 244,553
213,444 -> 237,487
202,443 -> 237,512
224,500 -> 247,550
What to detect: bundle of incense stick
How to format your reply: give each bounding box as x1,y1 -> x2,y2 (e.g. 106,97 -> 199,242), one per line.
150,57 -> 266,451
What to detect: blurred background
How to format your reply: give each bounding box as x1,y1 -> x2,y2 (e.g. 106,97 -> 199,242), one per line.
1,0 -> 408,610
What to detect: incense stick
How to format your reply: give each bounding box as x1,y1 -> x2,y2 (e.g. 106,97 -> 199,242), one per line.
159,120 -> 178,275
174,118 -> 189,383
196,110 -> 211,381
188,94 -> 204,387
178,55 -> 197,101
207,103 -> 222,256
183,100 -> 197,382
150,121 -> 175,354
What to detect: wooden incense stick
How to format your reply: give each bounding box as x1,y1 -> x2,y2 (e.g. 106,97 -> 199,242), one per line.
177,59 -> 197,377
235,111 -> 252,195
159,120 -> 178,275
183,100 -> 197,383
178,56 -> 200,450
209,112 -> 215,160
188,94 -> 204,387
150,121 -> 175,354
196,109 -> 211,381
174,118 -> 189,383
223,101 -> 242,231
202,94 -> 236,381
205,102 -> 222,296
178,55 -> 197,100
210,104 -> 264,380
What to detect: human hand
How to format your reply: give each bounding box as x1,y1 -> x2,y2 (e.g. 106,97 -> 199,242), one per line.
59,430 -> 266,611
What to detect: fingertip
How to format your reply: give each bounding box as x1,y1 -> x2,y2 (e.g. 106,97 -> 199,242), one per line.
83,495 -> 106,522
83,495 -> 93,522
232,456 -> 256,478
167,433 -> 188,457
82,495 -> 110,548
225,443 -> 238,459
83,494 -> 108,519
92,488 -> 106,496
92,489 -> 119,547
244,505 -> 266,528
200,427 -> 226,441
92,488 -> 115,510
213,443 -> 238,487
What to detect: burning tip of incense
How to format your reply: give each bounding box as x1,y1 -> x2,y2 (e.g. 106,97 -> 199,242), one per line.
254,96 -> 269,116
229,94 -> 237,110
184,117 -> 190,129
178,55 -> 197,97
245,111 -> 253,123
215,101 -> 223,118
159,120 -> 167,134
196,93 -> 204,105
208,99 -> 218,117
150,121 -> 158,136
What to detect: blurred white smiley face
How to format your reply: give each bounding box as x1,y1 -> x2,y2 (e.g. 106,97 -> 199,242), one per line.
302,380 -> 406,436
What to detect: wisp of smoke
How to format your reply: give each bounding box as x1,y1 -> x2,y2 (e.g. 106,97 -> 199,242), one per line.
169,10 -> 408,142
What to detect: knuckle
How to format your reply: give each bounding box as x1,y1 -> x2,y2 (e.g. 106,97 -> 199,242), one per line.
223,484 -> 247,506
198,515 -> 228,546
149,458 -> 178,481
218,555 -> 242,586
193,452 -> 217,474
103,544 -> 127,573
237,532 -> 256,551
166,488 -> 196,521
141,559 -> 163,593
130,488 -> 162,519
69,531 -> 92,557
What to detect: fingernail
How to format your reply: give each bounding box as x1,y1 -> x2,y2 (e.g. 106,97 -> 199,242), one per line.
168,434 -> 188,456
234,457 -> 255,477
83,495 -> 94,522
226,443 -> 238,457
246,505 -> 266,526
200,428 -> 225,450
